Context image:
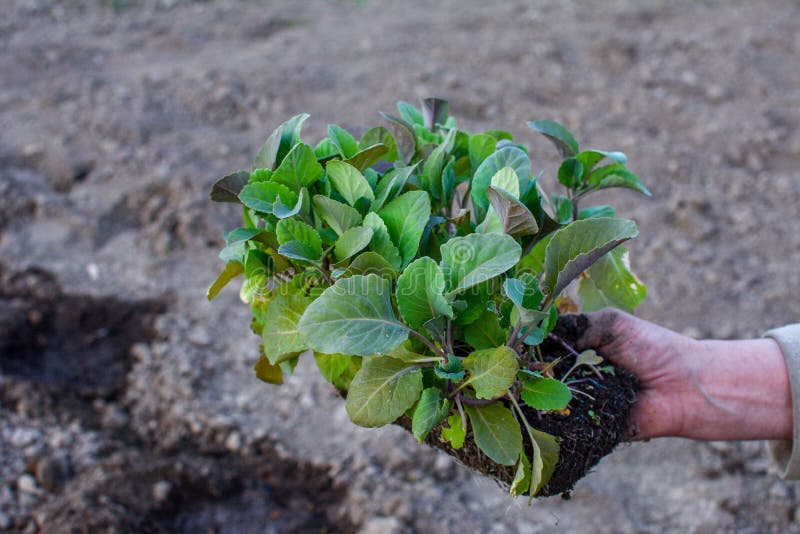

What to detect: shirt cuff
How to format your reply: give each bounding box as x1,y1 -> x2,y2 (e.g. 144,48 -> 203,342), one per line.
764,324 -> 800,479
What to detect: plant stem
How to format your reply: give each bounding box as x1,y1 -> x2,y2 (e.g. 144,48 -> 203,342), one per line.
409,328 -> 447,359
455,395 -> 467,432
455,392 -> 503,406
507,318 -> 523,349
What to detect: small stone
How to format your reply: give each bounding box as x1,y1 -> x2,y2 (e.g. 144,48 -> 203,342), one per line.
359,517 -> 403,534
10,428 -> 41,448
434,453 -> 454,475
152,480 -> 172,504
225,431 -> 243,452
188,325 -> 212,347
17,474 -> 40,495
101,404 -> 130,429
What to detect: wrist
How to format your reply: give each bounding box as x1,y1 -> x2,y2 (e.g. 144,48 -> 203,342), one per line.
681,338 -> 792,441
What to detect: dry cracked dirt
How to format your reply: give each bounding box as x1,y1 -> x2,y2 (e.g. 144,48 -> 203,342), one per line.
2,0 -> 800,532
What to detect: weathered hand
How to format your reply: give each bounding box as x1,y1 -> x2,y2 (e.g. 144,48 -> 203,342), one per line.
576,308 -> 792,441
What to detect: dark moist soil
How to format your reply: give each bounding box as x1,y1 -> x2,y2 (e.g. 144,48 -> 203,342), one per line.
398,314 -> 637,498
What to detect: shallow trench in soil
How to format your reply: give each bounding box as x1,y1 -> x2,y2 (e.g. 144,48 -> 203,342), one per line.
0,263 -> 354,533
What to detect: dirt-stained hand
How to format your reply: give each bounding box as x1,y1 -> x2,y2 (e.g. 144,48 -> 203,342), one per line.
575,308 -> 792,442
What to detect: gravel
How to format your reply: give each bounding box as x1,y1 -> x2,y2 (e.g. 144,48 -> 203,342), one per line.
2,0 -> 800,531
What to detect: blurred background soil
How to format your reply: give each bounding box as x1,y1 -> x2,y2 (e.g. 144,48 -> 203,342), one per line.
2,0 -> 800,532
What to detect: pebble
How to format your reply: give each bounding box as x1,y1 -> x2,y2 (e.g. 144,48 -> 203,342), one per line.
359,516 -> 404,534
152,480 -> 172,504
188,325 -> 213,347
10,428 -> 42,449
17,474 -> 40,495
225,431 -> 243,452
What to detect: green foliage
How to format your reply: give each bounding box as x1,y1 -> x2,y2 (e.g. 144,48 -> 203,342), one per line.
465,403 -> 522,465
345,356 -> 423,427
210,99 -> 650,499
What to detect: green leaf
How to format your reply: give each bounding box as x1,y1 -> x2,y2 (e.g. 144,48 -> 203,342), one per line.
314,353 -> 353,383
440,233 -> 521,295
326,160 -> 375,206
276,218 -> 323,262
362,212 -> 402,270
578,246 -> 646,312
314,137 -> 339,159
224,227 -> 260,247
378,191 -> 431,268
271,143 -> 324,191
313,195 -> 363,236
412,388 -> 451,442
396,257 -> 453,330
359,126 -> 399,162
452,281 -> 492,326
463,310 -> 507,350
434,354 -> 465,380
210,171 -> 249,202
273,187 -> 309,220
345,356 -> 423,427
543,218 -> 638,301
471,147 -> 531,219
469,134 -> 498,172
529,429 -> 559,496
344,144 -> 389,171
503,275 -> 547,327
371,164 -> 417,212
576,149 -> 627,171
261,293 -> 312,363
486,186 -> 539,237
334,226 -> 373,262
527,119 -> 579,158
510,451 -> 531,497
462,346 -> 519,399
578,205 -> 616,220
207,261 -> 244,301
254,349 -> 283,385
250,168 -> 273,183
238,181 -> 297,214
422,128 -> 457,200
254,113 -> 310,170
397,101 -> 424,126
464,403 -> 522,465
441,412 -> 466,449
587,164 -> 651,196
557,157 -> 584,188
553,195 -> 573,224
328,124 -> 358,159
521,377 -> 572,410
298,274 -> 409,356
348,251 -> 397,279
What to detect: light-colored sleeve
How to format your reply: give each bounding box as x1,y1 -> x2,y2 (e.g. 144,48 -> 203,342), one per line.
764,324 -> 800,479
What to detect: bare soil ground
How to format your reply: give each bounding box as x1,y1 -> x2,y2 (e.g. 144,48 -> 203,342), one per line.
2,0 -> 800,532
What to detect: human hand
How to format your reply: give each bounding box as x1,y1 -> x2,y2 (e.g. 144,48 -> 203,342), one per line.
576,308 -> 792,442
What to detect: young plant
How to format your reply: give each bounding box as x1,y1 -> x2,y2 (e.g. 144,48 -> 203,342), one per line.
209,98 -> 649,499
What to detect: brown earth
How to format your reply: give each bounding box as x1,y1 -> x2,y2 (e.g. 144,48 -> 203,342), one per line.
2,0 -> 800,532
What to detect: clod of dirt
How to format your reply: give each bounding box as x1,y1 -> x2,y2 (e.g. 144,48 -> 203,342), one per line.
399,315 -> 637,498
